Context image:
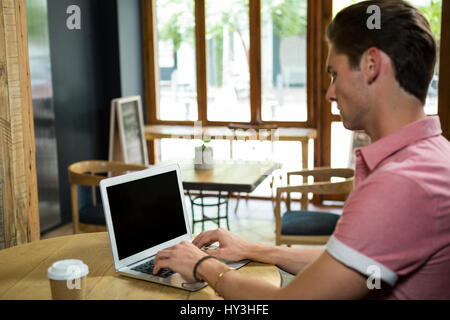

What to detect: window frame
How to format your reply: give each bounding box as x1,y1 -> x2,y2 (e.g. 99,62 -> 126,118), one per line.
141,0 -> 315,129
142,0 -> 450,169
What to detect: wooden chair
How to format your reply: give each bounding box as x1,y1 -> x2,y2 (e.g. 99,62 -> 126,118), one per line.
274,167 -> 354,246
68,160 -> 148,234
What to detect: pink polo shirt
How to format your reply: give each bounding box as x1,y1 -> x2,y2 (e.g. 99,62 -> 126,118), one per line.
326,116 -> 450,300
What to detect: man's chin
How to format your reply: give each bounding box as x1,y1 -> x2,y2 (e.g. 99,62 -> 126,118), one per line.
342,119 -> 363,131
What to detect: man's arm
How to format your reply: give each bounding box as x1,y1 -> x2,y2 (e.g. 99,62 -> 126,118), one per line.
244,242 -> 324,275
197,250 -> 370,299
193,228 -> 323,275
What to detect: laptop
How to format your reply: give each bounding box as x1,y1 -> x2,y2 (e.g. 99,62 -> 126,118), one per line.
99,163 -> 249,291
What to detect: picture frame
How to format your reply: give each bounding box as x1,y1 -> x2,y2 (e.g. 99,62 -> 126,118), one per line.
108,95 -> 149,165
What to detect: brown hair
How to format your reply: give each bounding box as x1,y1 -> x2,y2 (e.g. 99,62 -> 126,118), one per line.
327,0 -> 437,104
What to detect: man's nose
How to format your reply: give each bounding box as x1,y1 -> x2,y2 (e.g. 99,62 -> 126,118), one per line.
326,82 -> 337,103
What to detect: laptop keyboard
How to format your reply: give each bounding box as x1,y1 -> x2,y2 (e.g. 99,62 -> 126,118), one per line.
131,259 -> 175,278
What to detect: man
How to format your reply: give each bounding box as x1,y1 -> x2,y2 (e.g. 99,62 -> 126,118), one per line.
154,0 -> 450,299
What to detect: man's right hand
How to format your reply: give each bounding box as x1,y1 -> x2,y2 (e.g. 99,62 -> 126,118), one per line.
192,228 -> 255,262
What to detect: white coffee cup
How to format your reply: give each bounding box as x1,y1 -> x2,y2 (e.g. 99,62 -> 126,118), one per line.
47,259 -> 89,300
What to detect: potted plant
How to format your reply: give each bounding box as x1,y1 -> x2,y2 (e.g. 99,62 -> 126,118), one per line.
194,138 -> 214,170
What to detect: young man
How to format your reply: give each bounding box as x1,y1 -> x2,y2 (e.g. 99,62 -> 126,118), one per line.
153,0 -> 450,299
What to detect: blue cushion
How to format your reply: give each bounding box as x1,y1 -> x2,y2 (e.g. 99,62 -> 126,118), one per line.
79,204 -> 106,225
281,210 -> 340,236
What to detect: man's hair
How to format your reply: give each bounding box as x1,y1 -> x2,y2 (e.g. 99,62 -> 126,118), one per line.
327,0 -> 437,103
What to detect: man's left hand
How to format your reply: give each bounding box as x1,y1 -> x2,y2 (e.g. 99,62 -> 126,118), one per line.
153,241 -> 208,282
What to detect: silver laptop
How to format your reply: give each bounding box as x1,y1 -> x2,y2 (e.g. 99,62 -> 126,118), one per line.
99,163 -> 249,291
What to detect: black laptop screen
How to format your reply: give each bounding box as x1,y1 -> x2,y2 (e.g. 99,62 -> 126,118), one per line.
106,170 -> 188,260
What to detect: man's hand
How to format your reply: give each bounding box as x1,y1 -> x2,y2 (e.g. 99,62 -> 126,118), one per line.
192,228 -> 254,262
153,241 -> 207,282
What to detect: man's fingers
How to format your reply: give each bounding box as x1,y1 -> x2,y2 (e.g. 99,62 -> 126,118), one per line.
193,230 -> 220,248
153,248 -> 174,271
204,248 -> 223,258
153,258 -> 170,275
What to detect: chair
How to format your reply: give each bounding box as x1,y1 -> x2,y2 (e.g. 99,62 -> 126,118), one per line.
68,160 -> 148,234
274,167 -> 354,246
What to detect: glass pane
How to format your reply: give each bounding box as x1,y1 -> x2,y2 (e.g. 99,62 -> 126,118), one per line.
156,0 -> 197,121
261,0 -> 308,122
206,0 -> 251,122
332,0 -> 365,17
331,122 -> 353,168
409,0 -> 441,115
331,122 -> 371,168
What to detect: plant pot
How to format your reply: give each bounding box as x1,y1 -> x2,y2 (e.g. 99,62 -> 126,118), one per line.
194,146 -> 214,170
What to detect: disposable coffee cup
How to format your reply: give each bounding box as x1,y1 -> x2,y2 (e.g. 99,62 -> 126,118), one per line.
47,259 -> 89,300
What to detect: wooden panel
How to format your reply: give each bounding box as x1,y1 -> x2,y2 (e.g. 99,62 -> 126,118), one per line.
141,0 -> 160,163
438,1 -> 450,140
317,0 -> 333,168
249,0 -> 261,124
309,0 -> 333,168
195,0 -> 207,124
141,0 -> 159,123
0,0 -> 39,249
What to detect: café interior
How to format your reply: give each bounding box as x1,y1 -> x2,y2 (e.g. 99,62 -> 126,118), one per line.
0,0 -> 449,300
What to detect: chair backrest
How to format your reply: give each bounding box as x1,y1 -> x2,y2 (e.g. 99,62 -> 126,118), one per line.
284,167 -> 354,210
68,160 -> 148,233
68,160 -> 148,186
275,167 -> 355,246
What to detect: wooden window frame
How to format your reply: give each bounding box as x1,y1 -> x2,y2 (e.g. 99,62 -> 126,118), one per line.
142,0 -> 450,172
141,0 -> 316,129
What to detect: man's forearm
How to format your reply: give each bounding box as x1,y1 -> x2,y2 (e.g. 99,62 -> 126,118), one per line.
244,243 -> 324,275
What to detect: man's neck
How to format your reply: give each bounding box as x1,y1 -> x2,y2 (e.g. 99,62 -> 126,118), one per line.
365,85 -> 426,142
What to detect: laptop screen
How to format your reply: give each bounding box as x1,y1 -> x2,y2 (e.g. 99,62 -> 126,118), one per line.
106,170 -> 188,260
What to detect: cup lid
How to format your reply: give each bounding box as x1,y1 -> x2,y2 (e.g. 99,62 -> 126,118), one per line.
47,259 -> 89,281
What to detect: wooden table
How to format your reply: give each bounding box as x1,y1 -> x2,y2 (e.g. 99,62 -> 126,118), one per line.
0,232 -> 281,300
145,125 -> 316,169
178,160 -> 279,193
171,160 -> 278,231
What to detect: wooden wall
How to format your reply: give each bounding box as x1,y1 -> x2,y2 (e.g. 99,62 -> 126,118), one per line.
0,0 -> 39,249
438,0 -> 450,140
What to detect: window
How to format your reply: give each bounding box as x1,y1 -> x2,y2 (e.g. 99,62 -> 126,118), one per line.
205,0 -> 251,122
409,0 -> 442,115
143,0 -> 314,199
261,0 -> 308,122
144,0 -> 311,126
155,0 -> 197,121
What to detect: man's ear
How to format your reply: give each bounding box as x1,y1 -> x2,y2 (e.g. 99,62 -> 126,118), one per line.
362,47 -> 381,84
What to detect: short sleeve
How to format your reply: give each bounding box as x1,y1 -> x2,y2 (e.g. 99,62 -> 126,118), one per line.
326,172 -> 436,286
